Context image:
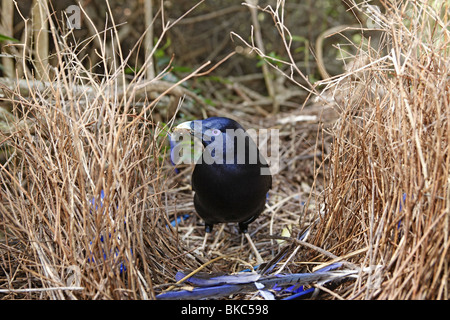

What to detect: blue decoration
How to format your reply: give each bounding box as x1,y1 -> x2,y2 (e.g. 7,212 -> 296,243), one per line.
87,189 -> 131,274
156,262 -> 350,300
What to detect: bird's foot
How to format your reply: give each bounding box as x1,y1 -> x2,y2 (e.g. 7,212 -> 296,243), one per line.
193,232 -> 210,257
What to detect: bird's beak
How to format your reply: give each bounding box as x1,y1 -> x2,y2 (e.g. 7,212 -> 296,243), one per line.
173,121 -> 193,134
173,120 -> 207,141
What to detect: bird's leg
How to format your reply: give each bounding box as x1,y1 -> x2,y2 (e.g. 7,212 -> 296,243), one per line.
238,222 -> 263,264
200,232 -> 209,251
199,223 -> 213,252
244,232 -> 263,265
209,224 -> 225,253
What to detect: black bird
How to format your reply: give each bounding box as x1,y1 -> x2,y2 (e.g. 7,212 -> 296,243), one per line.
174,117 -> 272,262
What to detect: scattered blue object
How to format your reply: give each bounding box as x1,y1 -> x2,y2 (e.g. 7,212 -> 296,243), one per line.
282,287 -> 316,300
397,193 -> 408,229
398,193 -> 407,212
157,283 -> 252,300
276,263 -> 343,299
315,262 -> 343,273
175,271 -> 260,287
88,189 -> 130,274
169,214 -> 190,228
90,189 -> 105,210
156,262 -> 348,300
87,235 -> 131,274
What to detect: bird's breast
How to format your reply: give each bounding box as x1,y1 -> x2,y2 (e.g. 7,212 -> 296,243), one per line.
192,163 -> 270,224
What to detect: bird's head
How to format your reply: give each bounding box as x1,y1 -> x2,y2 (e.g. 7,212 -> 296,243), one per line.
171,117 -> 272,177
172,117 -> 259,166
173,117 -> 244,147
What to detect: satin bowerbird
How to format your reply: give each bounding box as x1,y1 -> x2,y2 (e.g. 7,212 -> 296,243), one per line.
173,117 -> 272,263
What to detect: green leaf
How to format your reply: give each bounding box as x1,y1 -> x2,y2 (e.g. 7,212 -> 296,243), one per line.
256,51 -> 283,68
0,34 -> 19,43
289,35 -> 307,43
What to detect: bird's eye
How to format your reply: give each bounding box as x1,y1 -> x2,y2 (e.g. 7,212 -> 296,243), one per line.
211,129 -> 221,136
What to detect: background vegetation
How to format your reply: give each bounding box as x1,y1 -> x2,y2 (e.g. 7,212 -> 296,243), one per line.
0,0 -> 448,299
